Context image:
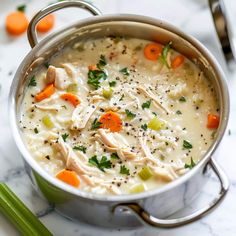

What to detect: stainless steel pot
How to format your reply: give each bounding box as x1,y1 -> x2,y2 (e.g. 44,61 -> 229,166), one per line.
9,0 -> 230,228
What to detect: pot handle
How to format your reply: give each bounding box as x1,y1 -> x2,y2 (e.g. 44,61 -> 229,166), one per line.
27,0 -> 102,48
114,158 -> 229,228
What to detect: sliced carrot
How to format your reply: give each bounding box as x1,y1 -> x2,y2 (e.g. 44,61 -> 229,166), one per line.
60,93 -> 80,107
88,65 -> 98,71
99,111 -> 122,132
36,14 -> 55,33
5,12 -> 29,36
56,169 -> 80,187
171,55 -> 185,69
35,83 -> 55,102
207,114 -> 220,129
144,43 -> 163,61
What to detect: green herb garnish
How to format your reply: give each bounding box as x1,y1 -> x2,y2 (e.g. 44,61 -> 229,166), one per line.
160,42 -> 172,68
184,157 -> 196,169
125,109 -> 136,119
88,155 -> 112,172
183,140 -> 193,149
142,100 -> 152,109
110,153 -> 119,160
17,4 -> 26,12
87,70 -> 107,89
91,118 -> 102,130
28,76 -> 37,87
119,94 -> 124,101
176,110 -> 182,115
97,55 -> 107,69
73,145 -> 87,154
44,62 -> 50,68
141,124 -> 148,131
120,165 -> 130,175
119,67 -> 130,76
34,128 -> 38,134
179,96 -> 186,102
109,81 -> 116,87
61,133 -> 69,142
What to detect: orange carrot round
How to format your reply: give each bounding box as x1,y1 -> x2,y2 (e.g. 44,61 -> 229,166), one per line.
171,55 -> 185,69
144,43 -> 163,61
207,114 -> 220,129
36,14 -> 55,33
35,84 -> 55,102
5,12 -> 29,36
60,93 -> 80,107
99,111 -> 122,132
88,65 -> 98,71
56,169 -> 80,187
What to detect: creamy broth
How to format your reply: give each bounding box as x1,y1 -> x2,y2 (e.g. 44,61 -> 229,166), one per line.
20,37 -> 219,195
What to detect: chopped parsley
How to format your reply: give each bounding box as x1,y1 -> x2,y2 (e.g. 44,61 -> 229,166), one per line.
97,55 -> 107,69
88,155 -> 112,172
119,94 -> 124,101
184,157 -> 196,169
17,4 -> 26,12
44,62 -> 50,68
120,165 -> 130,175
141,124 -> 148,131
179,96 -> 186,102
160,42 -> 172,68
183,140 -> 193,149
91,118 -> 102,130
109,81 -> 116,87
87,70 -> 107,89
28,76 -> 37,87
142,100 -> 152,109
61,133 -> 69,142
125,109 -> 136,119
110,153 -> 119,160
34,128 -> 39,134
73,145 -> 87,154
119,67 -> 130,76
176,110 -> 182,115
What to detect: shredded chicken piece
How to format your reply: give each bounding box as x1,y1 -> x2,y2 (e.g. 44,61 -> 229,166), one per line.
95,129 -> 136,160
61,63 -> 78,83
90,95 -> 105,103
137,85 -> 170,114
54,136 -> 100,176
45,65 -> 75,90
137,136 -> 180,182
32,93 -> 61,111
70,103 -> 98,130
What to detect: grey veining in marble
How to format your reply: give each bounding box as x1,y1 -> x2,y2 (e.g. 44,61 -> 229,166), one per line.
0,0 -> 236,235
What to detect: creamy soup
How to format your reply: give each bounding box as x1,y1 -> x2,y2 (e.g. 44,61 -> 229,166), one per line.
20,37 -> 220,195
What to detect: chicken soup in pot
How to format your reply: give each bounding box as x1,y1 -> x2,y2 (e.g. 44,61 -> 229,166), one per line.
20,37 -> 220,195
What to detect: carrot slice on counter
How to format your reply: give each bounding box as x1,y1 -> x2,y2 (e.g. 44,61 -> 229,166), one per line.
36,14 -> 55,33
88,65 -> 98,71
144,43 -> 163,61
5,12 -> 29,35
60,93 -> 80,107
171,55 -> 185,69
207,114 -> 220,129
99,111 -> 122,132
56,169 -> 80,187
35,84 -> 55,102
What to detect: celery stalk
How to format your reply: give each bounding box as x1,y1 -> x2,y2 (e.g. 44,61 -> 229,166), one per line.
42,115 -> 54,129
138,166 -> 153,181
0,183 -> 52,236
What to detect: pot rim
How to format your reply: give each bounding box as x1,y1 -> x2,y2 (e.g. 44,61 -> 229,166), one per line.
9,13 -> 229,202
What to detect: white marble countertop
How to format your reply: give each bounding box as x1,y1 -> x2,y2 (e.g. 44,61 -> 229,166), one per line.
1,0 -> 236,235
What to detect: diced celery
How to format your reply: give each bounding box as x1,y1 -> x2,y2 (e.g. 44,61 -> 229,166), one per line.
102,88 -> 113,99
130,183 -> 145,194
42,115 -> 54,129
66,84 -> 78,94
138,166 -> 153,181
147,117 -> 164,131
